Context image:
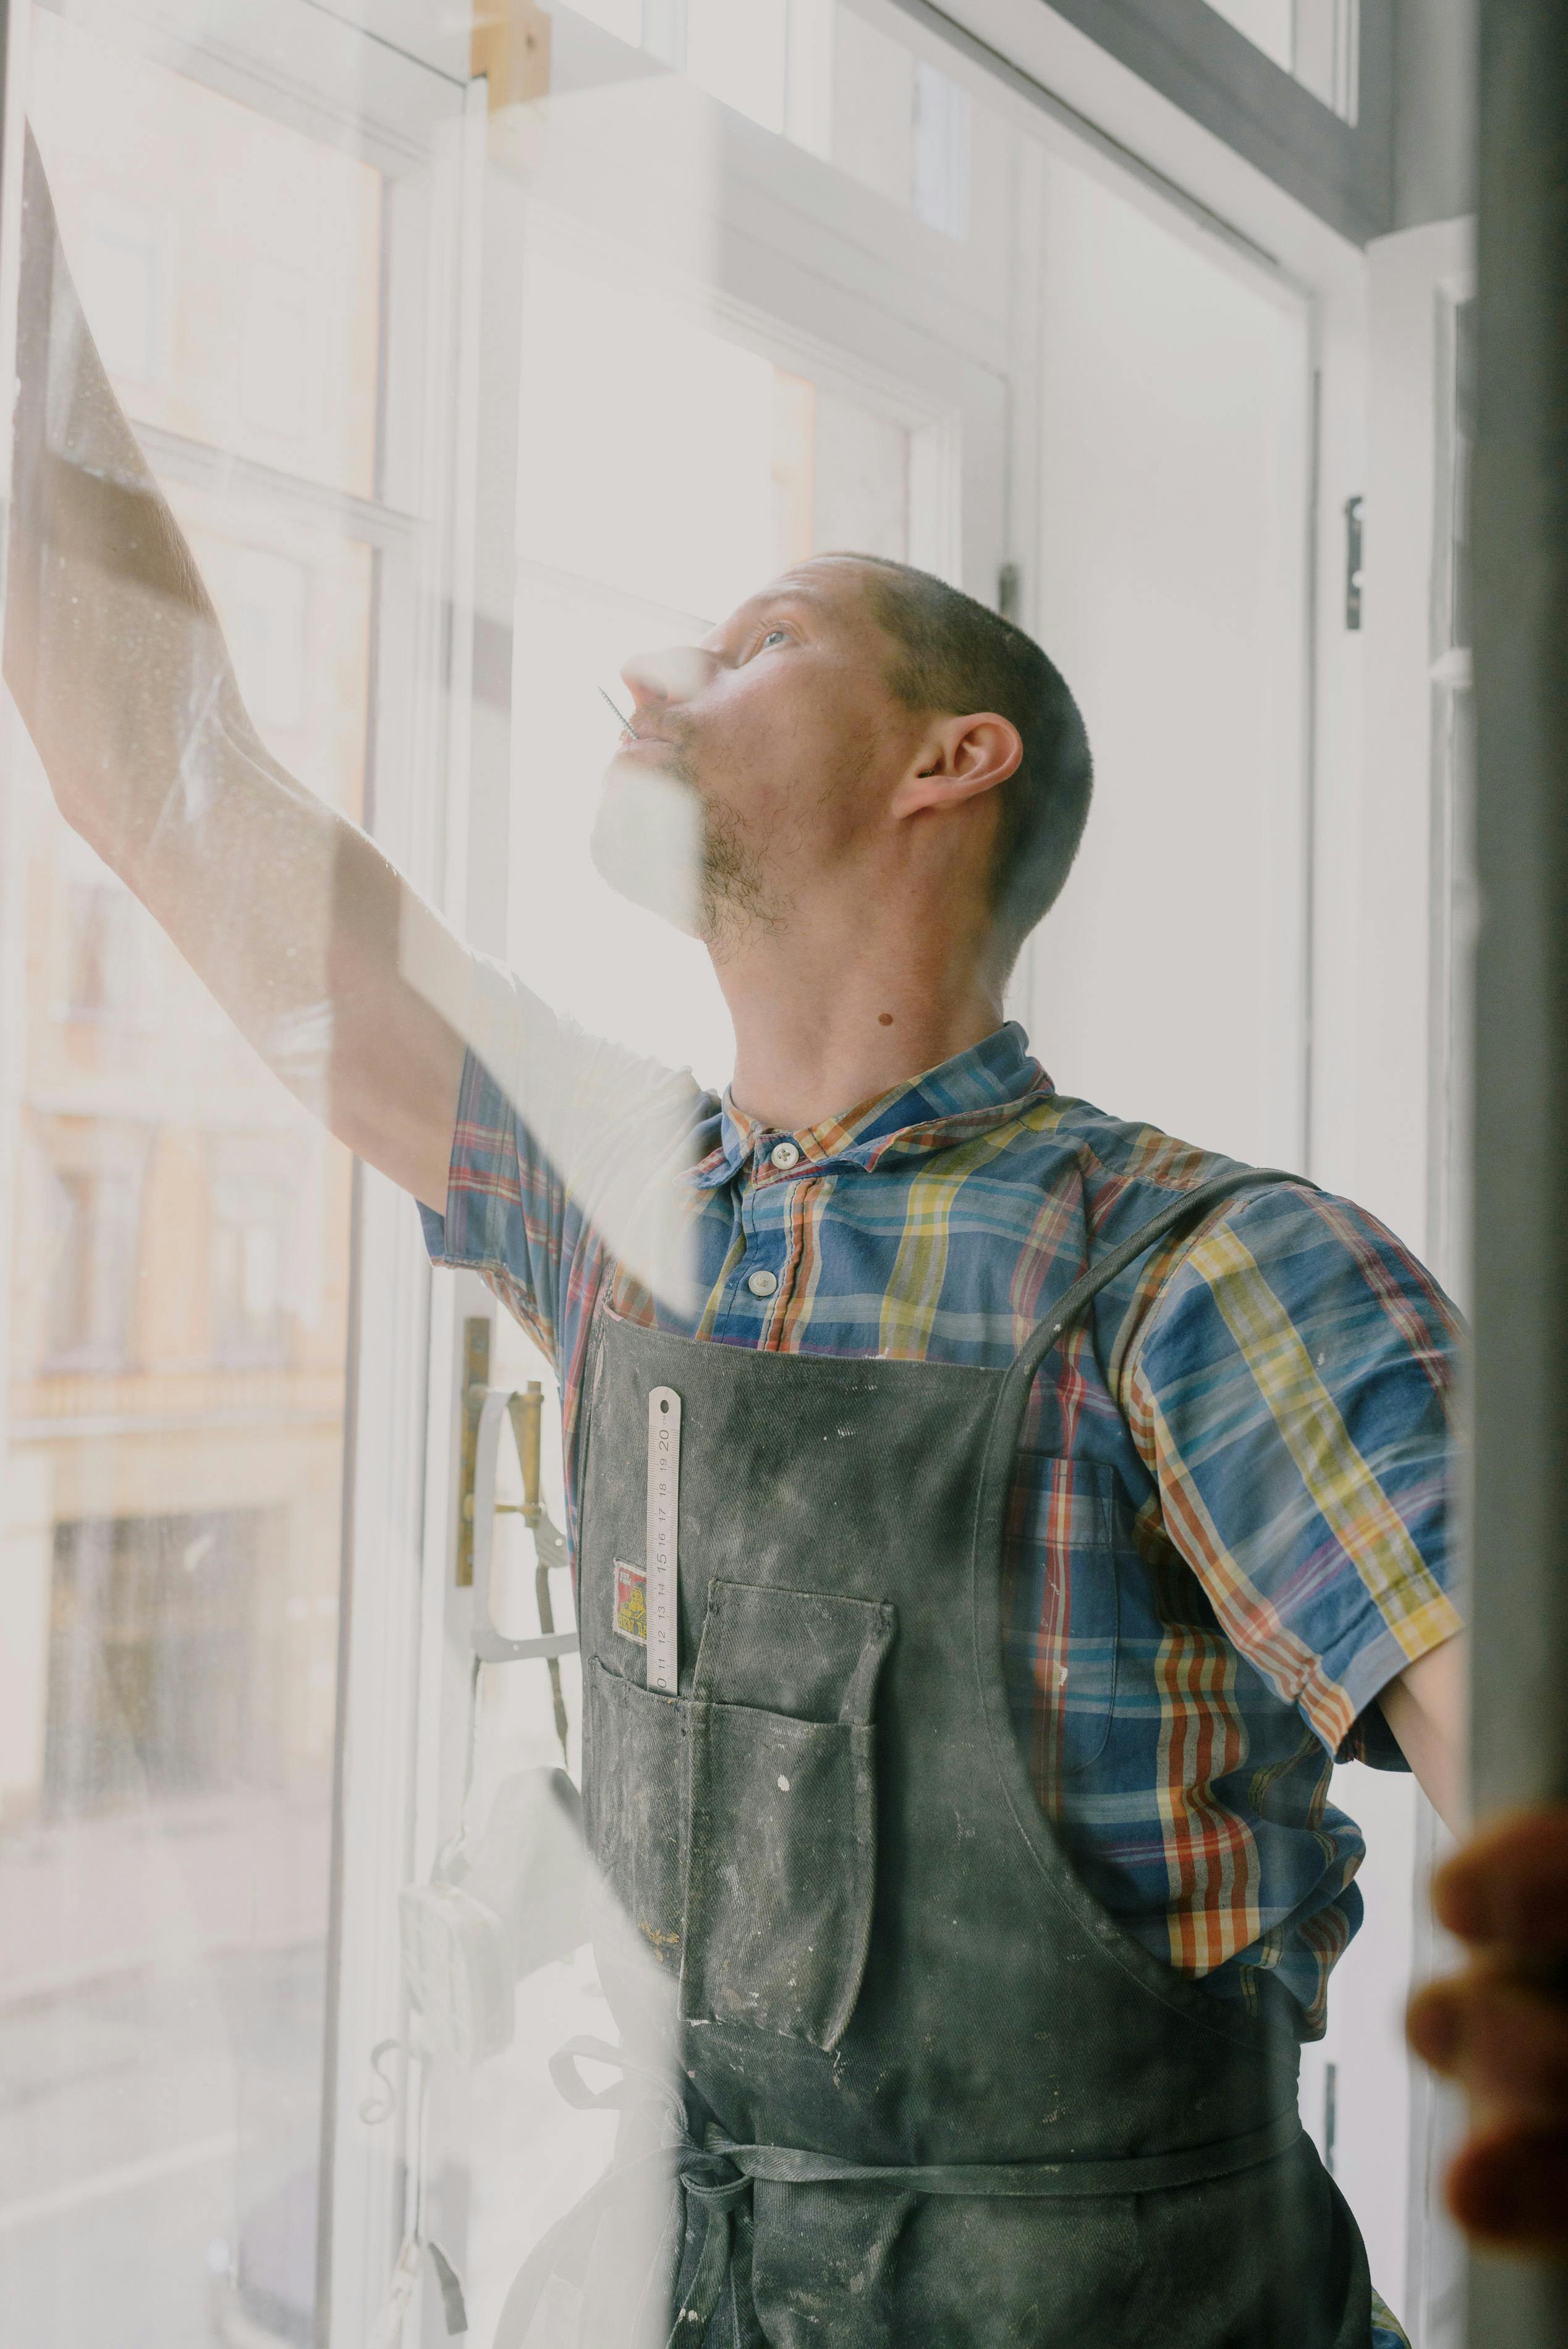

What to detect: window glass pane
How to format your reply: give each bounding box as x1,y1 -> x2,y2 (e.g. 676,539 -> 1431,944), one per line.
1206,0 -> 1294,69
784,0 -> 835,155
30,15 -> 382,496
0,8 -> 460,2344
913,57 -> 971,238
572,0 -> 644,41
832,7 -> 915,203
685,0 -> 789,132
1204,0 -> 1361,121
509,245 -> 914,1083
556,0 -> 977,235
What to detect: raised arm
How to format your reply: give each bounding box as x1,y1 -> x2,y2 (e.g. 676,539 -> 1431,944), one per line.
2,127 -> 466,1212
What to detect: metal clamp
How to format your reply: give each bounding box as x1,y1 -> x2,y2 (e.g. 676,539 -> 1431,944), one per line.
470,1384 -> 578,1666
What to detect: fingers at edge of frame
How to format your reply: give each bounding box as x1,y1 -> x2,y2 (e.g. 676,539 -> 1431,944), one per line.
1435,1807 -> 1568,1951
1446,2119 -> 1568,2256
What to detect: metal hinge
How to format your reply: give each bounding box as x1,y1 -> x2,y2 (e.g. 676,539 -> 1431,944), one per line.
455,1316 -> 491,1589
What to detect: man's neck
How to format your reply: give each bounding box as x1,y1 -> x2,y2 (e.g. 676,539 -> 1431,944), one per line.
716,912 -> 1006,1134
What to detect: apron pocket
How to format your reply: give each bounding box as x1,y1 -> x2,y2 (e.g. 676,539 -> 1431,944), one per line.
682,1702 -> 876,2049
680,1580 -> 895,2051
584,1657 -> 690,1976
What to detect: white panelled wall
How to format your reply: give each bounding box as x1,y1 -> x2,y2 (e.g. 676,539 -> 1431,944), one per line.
1014,142 -> 1475,2342
1022,151 -> 1311,1174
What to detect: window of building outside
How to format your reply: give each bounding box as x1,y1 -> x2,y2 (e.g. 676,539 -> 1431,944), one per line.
44,1511 -> 264,1816
41,1154 -> 146,1369
60,883 -> 144,1022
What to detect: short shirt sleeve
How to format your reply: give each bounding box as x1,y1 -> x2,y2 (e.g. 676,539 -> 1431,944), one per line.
1120,1183 -> 1465,1766
417,950 -> 712,1374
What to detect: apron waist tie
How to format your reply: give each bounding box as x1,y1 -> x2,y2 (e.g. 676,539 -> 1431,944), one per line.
546,2040 -> 1304,2347
715,2104 -> 1303,2198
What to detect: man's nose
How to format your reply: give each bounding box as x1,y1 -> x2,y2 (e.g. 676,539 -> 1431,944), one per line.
620,644 -> 715,710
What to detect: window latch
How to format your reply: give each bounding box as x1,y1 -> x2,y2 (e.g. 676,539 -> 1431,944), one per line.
1344,495 -> 1364,630
457,1319 -> 577,1696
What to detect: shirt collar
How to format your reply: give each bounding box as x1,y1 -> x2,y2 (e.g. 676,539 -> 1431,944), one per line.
690,1022 -> 1054,1189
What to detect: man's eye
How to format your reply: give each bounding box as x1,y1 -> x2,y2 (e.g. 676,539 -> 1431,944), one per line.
759,627 -> 789,650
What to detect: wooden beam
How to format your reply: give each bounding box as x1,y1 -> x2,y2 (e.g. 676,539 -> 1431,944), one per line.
471,1 -> 551,108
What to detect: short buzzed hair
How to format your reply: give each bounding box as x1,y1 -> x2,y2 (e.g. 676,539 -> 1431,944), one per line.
842,555 -> 1093,967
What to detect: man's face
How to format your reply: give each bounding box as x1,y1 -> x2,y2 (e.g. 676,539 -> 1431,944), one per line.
591,556 -> 920,948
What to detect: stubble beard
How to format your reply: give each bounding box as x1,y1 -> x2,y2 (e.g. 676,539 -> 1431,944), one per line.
591,739 -> 785,950
697,799 -> 782,954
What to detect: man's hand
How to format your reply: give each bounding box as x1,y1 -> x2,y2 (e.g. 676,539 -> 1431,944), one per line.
1407,1806 -> 1568,2256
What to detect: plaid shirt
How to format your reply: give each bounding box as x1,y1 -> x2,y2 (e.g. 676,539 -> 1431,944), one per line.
422,960 -> 1462,2041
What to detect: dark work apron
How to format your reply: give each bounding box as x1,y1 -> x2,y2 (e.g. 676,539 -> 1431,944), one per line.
497,1168 -> 1376,2348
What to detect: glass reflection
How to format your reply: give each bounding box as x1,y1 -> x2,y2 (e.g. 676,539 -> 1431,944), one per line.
0,7 -> 441,2343
0,3 -> 1470,2347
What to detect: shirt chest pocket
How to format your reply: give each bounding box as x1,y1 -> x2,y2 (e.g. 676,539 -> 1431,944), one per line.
1004,1456 -> 1130,1778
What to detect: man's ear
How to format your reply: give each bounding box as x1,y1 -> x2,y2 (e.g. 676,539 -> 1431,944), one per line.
888,712 -> 1022,818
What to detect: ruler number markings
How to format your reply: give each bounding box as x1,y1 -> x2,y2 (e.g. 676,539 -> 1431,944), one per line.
646,1387 -> 681,1693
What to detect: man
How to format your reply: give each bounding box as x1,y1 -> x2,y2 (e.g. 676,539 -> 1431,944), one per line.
0,133 -> 1486,2347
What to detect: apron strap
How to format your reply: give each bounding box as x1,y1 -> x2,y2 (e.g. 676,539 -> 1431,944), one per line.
1005,1165 -> 1308,1406
712,2103 -> 1303,2198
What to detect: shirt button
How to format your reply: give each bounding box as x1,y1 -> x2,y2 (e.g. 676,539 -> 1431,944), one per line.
747,1268 -> 779,1298
769,1141 -> 800,1171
